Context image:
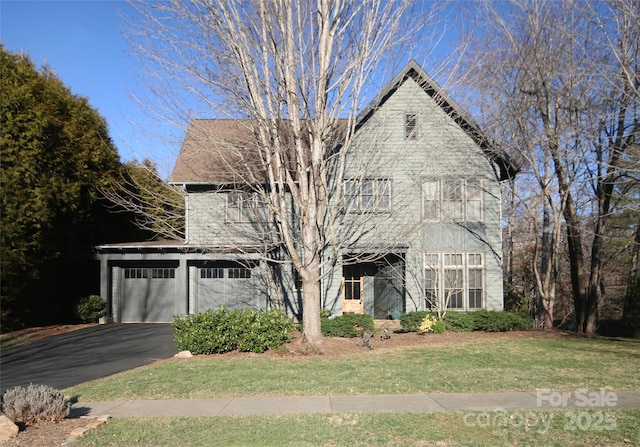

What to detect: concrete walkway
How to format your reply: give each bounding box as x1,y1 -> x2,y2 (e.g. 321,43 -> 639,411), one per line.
70,391 -> 640,418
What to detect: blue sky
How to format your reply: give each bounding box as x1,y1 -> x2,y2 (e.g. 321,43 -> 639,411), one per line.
1,0 -> 179,177
1,1 -> 462,179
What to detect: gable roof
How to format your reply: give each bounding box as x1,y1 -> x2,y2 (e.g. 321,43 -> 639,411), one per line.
355,59 -> 518,181
170,60 -> 518,184
170,119 -> 263,184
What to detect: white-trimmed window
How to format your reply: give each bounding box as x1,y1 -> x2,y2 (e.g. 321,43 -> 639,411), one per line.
405,113 -> 418,139
443,254 -> 464,309
226,191 -> 265,223
424,253 -> 484,311
442,180 -> 464,221
466,179 -> 482,221
424,254 -> 439,310
467,254 -> 483,309
422,178 -> 483,222
344,179 -> 391,212
422,180 -> 439,219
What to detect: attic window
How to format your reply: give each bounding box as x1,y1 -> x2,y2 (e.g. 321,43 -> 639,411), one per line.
405,113 -> 417,139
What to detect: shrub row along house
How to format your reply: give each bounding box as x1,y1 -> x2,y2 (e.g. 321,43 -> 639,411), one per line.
96,61 -> 517,323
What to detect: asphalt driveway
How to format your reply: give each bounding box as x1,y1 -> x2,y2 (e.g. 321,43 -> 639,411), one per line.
0,324 -> 176,393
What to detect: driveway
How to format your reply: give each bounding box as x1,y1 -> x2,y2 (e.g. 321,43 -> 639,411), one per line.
0,324 -> 176,394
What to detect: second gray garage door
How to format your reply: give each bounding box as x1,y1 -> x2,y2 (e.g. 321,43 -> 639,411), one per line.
195,261 -> 264,312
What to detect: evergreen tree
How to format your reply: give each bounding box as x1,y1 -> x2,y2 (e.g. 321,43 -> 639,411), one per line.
0,46 -> 133,329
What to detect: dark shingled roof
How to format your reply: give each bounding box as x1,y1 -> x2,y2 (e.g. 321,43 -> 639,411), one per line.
170,119 -> 263,184
170,61 -> 518,185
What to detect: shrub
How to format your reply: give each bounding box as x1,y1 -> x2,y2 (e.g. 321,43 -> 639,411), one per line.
173,308 -> 294,354
236,308 -> 294,353
401,310 -> 531,333
1,384 -> 70,425
400,311 -> 431,332
443,312 -> 477,332
474,310 -> 531,332
321,313 -> 375,338
418,314 -> 446,334
76,295 -> 105,323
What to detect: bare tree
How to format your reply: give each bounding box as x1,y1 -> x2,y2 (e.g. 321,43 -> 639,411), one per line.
101,159 -> 185,240
121,0 -> 451,343
461,0 -> 640,334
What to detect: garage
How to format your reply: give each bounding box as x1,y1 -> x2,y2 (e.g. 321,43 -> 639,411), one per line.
97,243 -> 270,323
119,263 -> 179,322
194,261 -> 264,313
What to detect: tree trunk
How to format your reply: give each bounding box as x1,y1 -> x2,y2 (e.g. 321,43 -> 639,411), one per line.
548,138 -> 590,333
586,201 -> 607,336
301,266 -> 322,344
300,228 -> 323,344
542,297 -> 554,329
624,220 -> 640,336
539,166 -> 555,328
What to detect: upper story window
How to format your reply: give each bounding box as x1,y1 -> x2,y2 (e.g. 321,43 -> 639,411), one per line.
226,191 -> 265,223
405,113 -> 417,140
423,178 -> 483,222
344,179 -> 391,212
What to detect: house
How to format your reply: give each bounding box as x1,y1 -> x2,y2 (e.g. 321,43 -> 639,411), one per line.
96,60 -> 517,323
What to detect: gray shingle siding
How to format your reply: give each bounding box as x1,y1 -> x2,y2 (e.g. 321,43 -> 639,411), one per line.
97,61 -> 514,322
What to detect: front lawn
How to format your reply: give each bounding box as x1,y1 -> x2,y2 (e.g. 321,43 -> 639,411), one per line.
65,332 -> 640,400
74,410 -> 640,447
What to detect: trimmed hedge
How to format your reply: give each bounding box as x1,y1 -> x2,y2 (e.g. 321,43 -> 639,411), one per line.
471,309 -> 531,332
444,312 -> 477,332
173,308 -> 294,354
321,313 -> 375,338
400,310 -> 532,333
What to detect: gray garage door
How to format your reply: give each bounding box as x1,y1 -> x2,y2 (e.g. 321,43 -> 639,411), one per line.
196,261 -> 262,312
121,266 -> 177,322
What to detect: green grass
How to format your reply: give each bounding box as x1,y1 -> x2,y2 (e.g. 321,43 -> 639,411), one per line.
74,410 -> 640,446
65,336 -> 640,400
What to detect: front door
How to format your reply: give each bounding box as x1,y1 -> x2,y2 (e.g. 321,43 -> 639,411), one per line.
342,265 -> 364,314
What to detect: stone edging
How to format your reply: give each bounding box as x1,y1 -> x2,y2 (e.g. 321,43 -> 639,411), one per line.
60,415 -> 110,446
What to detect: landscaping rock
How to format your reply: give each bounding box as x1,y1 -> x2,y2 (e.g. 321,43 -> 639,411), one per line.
0,414 -> 19,441
175,350 -> 193,358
